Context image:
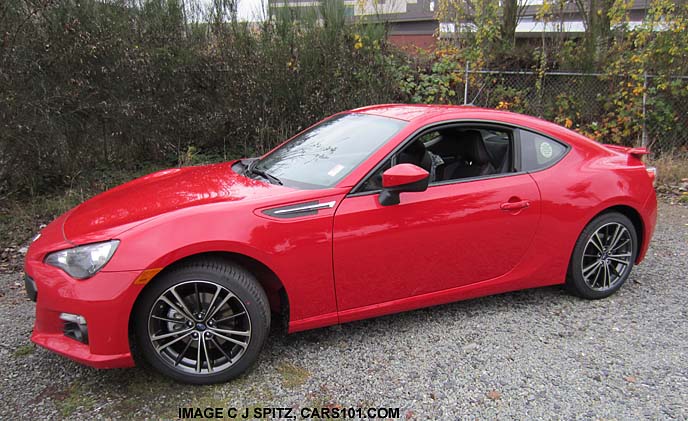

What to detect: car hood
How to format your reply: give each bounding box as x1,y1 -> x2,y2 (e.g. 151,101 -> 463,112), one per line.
62,161 -> 289,242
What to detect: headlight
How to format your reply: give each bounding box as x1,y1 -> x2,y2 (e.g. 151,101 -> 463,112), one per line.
44,240 -> 120,279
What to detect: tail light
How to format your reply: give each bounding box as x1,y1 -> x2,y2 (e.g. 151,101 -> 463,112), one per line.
646,166 -> 657,187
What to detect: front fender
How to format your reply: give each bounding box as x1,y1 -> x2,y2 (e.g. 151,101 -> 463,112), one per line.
104,199 -> 341,326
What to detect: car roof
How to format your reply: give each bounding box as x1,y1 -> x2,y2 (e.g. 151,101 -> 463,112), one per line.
350,104 -> 476,121
350,103 -> 606,152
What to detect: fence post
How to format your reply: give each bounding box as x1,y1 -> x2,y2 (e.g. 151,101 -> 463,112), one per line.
464,61 -> 469,105
641,72 -> 648,148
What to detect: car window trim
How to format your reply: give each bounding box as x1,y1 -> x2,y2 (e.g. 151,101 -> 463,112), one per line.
347,119 -> 571,197
517,128 -> 571,173
349,120 -> 512,195
348,170 -> 533,198
350,120 -> 517,195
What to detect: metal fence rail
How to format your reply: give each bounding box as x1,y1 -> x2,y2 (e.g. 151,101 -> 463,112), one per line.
461,68 -> 688,152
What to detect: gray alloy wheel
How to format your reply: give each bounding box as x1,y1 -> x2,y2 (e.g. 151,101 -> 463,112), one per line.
580,222 -> 634,291
147,280 -> 252,375
567,212 -> 638,299
133,258 -> 270,384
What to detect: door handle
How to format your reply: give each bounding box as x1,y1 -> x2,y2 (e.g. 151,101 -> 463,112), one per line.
500,200 -> 530,211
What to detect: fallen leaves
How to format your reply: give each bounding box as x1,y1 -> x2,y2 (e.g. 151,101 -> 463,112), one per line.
486,390 -> 501,401
624,375 -> 638,383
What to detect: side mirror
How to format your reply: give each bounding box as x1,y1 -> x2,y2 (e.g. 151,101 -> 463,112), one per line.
379,163 -> 430,206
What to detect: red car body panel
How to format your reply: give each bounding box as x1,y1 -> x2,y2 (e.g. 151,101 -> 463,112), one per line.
333,173 -> 541,311
24,105 -> 657,369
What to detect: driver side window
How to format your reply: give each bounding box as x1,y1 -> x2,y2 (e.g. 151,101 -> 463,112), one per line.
359,125 -> 515,193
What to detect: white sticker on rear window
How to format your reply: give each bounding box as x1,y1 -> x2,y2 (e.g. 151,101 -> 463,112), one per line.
327,164 -> 345,177
540,142 -> 553,159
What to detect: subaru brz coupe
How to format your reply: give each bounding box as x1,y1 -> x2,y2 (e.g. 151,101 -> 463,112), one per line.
24,104 -> 657,383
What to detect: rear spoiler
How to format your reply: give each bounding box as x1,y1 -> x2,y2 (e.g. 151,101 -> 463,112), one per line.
602,144 -> 650,158
602,144 -> 656,184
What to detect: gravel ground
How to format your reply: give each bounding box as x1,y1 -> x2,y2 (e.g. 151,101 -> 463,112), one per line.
1,201 -> 686,420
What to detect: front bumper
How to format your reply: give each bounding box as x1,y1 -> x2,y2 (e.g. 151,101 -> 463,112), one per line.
25,262 -> 144,369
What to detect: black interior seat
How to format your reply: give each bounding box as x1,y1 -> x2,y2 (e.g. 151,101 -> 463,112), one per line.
449,130 -> 497,179
397,140 -> 432,173
483,133 -> 510,173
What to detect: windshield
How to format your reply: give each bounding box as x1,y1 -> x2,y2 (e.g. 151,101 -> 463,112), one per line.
252,113 -> 406,189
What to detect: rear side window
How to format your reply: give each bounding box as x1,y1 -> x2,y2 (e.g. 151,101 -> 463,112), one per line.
519,130 -> 567,171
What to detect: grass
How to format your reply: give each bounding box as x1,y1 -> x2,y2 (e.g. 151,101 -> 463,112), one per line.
276,362 -> 311,389
647,152 -> 688,186
13,344 -> 35,357
54,383 -> 97,417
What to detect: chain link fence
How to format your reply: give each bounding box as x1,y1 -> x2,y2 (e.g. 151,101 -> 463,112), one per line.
462,69 -> 688,153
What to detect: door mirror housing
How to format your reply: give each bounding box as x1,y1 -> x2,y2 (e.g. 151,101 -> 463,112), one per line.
379,164 -> 430,206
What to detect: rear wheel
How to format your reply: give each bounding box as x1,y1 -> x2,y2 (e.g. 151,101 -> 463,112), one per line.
566,212 -> 638,299
133,258 -> 270,384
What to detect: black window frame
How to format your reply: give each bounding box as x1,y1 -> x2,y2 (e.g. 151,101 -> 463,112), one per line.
517,128 -> 570,172
348,120 -> 571,197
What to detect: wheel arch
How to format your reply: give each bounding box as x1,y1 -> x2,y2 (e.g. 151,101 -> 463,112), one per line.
127,250 -> 290,358
136,250 -> 288,314
587,204 -> 645,264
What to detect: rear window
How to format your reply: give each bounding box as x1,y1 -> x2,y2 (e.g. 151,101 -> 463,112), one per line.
519,130 -> 567,171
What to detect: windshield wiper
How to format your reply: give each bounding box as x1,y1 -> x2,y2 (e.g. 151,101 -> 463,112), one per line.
247,160 -> 283,185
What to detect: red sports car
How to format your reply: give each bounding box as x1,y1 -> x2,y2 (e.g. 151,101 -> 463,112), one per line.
24,105 -> 657,384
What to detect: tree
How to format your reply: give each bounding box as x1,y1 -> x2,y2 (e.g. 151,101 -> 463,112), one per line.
500,0 -> 528,47
437,0 -> 507,65
572,0 -> 615,68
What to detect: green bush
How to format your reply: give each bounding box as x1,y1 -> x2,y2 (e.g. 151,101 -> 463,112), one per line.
0,0 -> 400,196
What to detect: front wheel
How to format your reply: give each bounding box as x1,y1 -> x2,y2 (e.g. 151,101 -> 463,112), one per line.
133,258 -> 270,384
566,212 -> 638,299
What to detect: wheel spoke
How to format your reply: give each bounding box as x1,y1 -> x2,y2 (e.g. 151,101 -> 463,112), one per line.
607,225 -> 624,250
207,292 -> 235,320
215,311 -> 246,323
205,285 -> 222,317
611,238 -> 630,252
203,336 -> 213,373
170,286 -> 196,320
591,264 -> 604,288
196,336 -> 202,373
608,257 -> 630,265
583,260 -> 602,278
174,337 -> 194,366
210,337 -> 234,363
208,327 -> 250,337
604,263 -> 611,288
609,252 -> 632,259
591,233 -> 605,252
195,283 -> 202,314
159,296 -> 193,322
212,331 -> 249,349
152,315 -> 186,324
151,328 -> 193,341
156,330 -> 193,352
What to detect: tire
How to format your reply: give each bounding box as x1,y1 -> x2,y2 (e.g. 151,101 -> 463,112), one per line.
566,211 -> 638,299
132,258 -> 270,384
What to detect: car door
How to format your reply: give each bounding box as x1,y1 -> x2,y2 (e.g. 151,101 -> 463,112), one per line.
332,126 -> 541,312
